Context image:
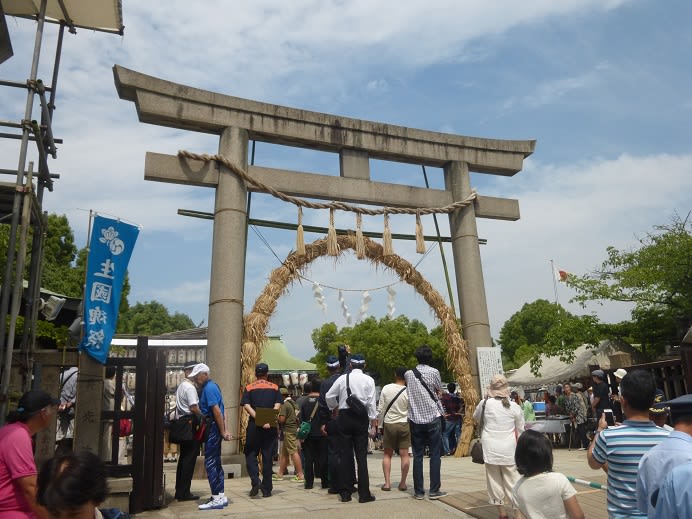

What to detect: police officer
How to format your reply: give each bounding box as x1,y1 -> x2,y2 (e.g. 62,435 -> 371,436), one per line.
325,354 -> 377,504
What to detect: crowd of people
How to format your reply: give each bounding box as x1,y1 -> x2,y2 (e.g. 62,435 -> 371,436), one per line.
1,352 -> 690,518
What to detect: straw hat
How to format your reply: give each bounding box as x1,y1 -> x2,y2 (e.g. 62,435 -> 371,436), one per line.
487,374 -> 510,398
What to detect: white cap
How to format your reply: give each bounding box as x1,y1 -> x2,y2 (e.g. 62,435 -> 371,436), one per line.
613,368 -> 628,379
189,363 -> 210,378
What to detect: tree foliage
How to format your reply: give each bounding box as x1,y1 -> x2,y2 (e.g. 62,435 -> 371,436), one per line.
498,299 -> 600,374
309,315 -> 449,385
567,214 -> 692,355
117,300 -> 195,335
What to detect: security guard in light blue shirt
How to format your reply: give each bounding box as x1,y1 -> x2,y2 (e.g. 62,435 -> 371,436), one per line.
637,394 -> 692,516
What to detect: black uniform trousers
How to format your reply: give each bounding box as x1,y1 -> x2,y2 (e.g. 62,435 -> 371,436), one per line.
175,438 -> 200,498
245,423 -> 278,493
335,408 -> 372,500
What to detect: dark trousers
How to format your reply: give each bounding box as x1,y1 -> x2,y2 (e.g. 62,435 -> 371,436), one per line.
568,422 -> 589,449
410,419 -> 442,496
175,438 -> 200,498
336,409 -> 371,499
244,423 -> 278,492
303,435 -> 328,488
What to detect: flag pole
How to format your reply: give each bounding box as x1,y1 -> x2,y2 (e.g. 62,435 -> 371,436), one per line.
550,259 -> 560,306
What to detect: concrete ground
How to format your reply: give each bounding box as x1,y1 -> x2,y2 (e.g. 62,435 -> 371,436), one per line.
134,447 -> 607,518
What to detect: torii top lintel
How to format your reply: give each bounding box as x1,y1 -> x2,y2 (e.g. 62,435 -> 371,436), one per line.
113,65 -> 535,176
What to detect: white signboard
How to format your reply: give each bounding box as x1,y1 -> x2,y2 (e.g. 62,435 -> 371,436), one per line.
477,347 -> 504,397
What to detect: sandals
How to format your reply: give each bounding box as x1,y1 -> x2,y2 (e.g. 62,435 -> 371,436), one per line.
398,484 -> 408,491
380,484 -> 391,491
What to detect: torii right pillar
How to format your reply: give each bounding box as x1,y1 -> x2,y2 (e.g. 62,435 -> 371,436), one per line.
446,160 -> 492,395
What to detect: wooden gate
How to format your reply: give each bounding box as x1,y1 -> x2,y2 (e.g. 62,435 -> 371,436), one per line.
104,336 -> 167,512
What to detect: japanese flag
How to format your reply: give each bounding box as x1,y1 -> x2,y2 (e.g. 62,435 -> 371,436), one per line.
555,268 -> 569,282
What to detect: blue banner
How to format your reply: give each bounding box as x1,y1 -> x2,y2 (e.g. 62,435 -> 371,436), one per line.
78,215 -> 139,364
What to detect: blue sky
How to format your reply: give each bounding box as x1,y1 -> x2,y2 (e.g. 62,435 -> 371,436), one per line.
2,1 -> 691,362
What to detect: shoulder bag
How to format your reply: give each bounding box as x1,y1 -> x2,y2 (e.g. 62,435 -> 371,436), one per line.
382,386 -> 406,424
345,372 -> 368,419
296,400 -> 320,440
169,413 -> 196,443
470,398 -> 488,464
412,368 -> 445,429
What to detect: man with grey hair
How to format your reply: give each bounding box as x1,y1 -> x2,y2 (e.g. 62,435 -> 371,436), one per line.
192,363 -> 232,510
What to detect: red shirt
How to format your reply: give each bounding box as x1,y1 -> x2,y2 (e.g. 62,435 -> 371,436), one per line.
0,421 -> 38,517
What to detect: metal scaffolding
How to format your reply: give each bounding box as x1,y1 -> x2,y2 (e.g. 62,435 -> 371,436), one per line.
0,0 -> 123,422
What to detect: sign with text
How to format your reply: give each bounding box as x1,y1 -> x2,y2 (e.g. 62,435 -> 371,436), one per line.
79,216 -> 139,364
477,347 -> 504,397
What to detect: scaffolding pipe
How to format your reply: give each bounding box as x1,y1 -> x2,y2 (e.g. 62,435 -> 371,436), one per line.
0,0 -> 48,423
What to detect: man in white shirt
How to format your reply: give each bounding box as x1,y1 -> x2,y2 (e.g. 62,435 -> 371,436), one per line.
174,362 -> 203,501
326,354 -> 377,504
377,366 -> 409,492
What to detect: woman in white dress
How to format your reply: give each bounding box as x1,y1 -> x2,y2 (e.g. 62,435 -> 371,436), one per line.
473,374 -> 525,519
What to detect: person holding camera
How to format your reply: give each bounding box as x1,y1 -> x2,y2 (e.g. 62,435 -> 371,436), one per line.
587,369 -> 669,518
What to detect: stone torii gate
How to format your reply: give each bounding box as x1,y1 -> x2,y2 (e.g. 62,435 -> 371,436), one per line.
113,65 -> 534,455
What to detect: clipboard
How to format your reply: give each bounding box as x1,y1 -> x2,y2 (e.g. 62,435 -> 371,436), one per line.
254,407 -> 278,427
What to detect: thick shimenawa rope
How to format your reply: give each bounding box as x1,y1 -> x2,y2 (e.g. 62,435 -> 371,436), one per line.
178,150 -> 478,216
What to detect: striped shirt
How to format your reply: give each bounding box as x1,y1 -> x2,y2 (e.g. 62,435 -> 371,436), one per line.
592,420 -> 670,518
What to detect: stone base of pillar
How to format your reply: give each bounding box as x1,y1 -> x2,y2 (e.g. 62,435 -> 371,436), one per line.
192,453 -> 248,479
102,476 -> 132,512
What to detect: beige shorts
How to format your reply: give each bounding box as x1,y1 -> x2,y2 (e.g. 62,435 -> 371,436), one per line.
282,430 -> 299,455
382,422 -> 411,451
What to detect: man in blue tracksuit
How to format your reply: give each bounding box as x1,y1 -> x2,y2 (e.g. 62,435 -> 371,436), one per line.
192,363 -> 232,510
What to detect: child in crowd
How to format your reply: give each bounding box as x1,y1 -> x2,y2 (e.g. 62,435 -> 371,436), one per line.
512,430 -> 584,519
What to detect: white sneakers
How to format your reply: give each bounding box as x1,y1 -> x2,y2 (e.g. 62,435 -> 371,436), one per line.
198,495 -> 229,510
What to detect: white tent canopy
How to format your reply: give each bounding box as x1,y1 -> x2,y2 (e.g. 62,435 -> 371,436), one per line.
507,340 -> 647,387
4,0 -> 123,34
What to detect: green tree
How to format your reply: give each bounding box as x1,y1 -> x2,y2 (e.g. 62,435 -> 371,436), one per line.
40,214 -> 83,297
568,214 -> 692,356
497,299 -> 600,374
309,315 -> 448,385
117,300 -> 195,335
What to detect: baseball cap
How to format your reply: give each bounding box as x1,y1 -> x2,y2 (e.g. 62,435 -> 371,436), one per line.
189,363 -> 210,378
591,369 -> 605,379
279,387 -> 289,396
350,353 -> 365,366
183,362 -> 197,371
255,363 -> 269,376
649,389 -> 668,414
326,355 -> 339,369
16,390 -> 60,416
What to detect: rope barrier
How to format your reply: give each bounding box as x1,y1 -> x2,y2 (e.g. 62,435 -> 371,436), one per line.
178,150 -> 478,216
566,476 -> 606,490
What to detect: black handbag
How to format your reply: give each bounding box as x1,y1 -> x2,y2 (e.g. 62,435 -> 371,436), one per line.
346,373 -> 368,419
169,414 -> 195,443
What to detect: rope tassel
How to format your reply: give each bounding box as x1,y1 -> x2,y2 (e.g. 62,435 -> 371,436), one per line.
296,206 -> 305,256
355,213 -> 365,259
383,212 -> 393,256
415,211 -> 426,254
327,208 -> 339,256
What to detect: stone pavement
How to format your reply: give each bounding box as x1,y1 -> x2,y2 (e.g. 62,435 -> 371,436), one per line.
135,448 -> 607,518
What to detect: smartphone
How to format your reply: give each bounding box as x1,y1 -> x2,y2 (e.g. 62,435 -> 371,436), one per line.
603,409 -> 615,427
